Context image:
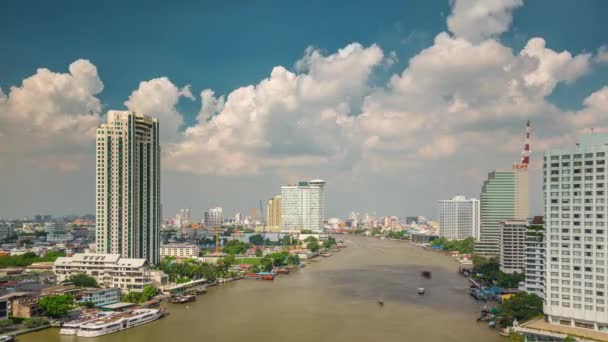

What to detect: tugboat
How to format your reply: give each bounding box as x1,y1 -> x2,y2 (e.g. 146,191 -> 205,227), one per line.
417,288 -> 425,295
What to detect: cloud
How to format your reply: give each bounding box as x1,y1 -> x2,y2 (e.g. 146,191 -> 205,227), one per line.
124,77 -> 194,142
447,0 -> 523,43
595,45 -> 608,64
562,86 -> 608,132
0,59 -> 103,169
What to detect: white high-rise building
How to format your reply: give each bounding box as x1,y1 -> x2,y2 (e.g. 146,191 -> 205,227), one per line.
281,180 -> 325,232
544,134 -> 608,331
499,219 -> 528,274
438,196 -> 480,240
45,222 -> 71,242
95,111 -> 161,266
203,207 -> 223,228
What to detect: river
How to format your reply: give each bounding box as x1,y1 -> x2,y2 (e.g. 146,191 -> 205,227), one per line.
21,236 -> 502,342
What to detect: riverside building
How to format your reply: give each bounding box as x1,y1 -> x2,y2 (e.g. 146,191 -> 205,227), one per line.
499,219 -> 528,274
543,134 -> 608,331
281,180 -> 325,232
438,196 -> 480,240
266,195 -> 282,232
95,111 -> 161,266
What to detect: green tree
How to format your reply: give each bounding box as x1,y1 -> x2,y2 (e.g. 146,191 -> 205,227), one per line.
496,292 -> 543,327
281,235 -> 293,246
255,249 -> 263,257
64,273 -> 99,288
222,240 -> 250,255
0,318 -> 13,331
23,318 -> 48,328
260,256 -> 273,272
140,285 -> 157,302
248,234 -> 264,246
38,294 -> 73,318
563,336 -> 576,342
79,301 -> 95,309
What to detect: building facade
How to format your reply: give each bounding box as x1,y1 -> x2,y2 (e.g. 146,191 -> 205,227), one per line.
523,217 -> 545,298
438,196 -> 480,240
544,134 -> 608,331
45,222 -> 71,242
475,168 -> 529,257
53,253 -> 153,293
266,195 -> 282,232
95,111 -> 161,265
77,288 -> 121,307
499,220 -> 528,274
160,243 -> 200,259
203,207 -> 223,228
281,180 -> 325,232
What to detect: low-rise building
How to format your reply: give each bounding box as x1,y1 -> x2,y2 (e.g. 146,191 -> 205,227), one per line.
12,296 -> 41,318
160,243 -> 200,259
53,253 -> 153,293
77,288 -> 121,307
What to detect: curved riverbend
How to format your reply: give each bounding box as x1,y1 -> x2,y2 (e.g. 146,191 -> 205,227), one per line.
22,236 -> 501,342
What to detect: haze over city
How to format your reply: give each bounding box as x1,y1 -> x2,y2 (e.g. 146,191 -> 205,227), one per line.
2,0 -> 607,218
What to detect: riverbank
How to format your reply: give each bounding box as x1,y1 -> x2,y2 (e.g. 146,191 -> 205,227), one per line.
20,236 -> 501,342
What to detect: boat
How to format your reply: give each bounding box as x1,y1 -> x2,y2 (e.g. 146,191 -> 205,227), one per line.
60,312 -> 118,335
169,295 -> 196,304
76,308 -> 164,337
377,298 -> 384,306
417,288 -> 425,295
421,271 -> 432,279
320,252 -> 333,257
0,335 -> 14,342
273,267 -> 290,274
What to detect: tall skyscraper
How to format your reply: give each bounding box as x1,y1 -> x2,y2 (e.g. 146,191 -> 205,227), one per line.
438,195 -> 480,240
95,110 -> 161,265
544,134 -> 608,330
475,121 -> 530,257
281,179 -> 325,232
203,207 -> 223,228
266,195 -> 282,232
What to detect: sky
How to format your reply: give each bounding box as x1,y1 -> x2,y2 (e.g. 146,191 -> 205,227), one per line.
1,0 -> 608,220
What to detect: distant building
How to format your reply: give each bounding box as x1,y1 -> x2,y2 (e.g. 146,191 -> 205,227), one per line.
498,219 -> 528,274
53,253 -> 154,293
475,168 -> 529,257
95,111 -> 161,266
543,134 -> 608,331
160,243 -> 200,259
405,216 -> 418,225
438,196 -> 480,240
523,216 -> 544,298
203,207 -> 223,228
0,224 -> 14,240
281,180 -> 325,232
45,222 -> 71,242
266,195 -> 282,232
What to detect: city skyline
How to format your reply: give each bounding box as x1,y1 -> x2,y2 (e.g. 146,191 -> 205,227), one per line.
1,1 -> 608,220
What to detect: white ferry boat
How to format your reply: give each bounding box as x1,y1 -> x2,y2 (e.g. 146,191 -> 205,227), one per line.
76,308 -> 164,337
60,312 -> 117,335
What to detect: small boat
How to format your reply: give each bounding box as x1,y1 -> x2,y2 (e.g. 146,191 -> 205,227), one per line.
169,295 -> 196,304
417,288 -> 425,295
377,298 -> 384,306
320,252 -> 333,257
421,271 -> 432,279
0,335 -> 15,342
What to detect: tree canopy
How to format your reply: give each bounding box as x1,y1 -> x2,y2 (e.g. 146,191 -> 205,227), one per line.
472,256 -> 524,288
222,240 -> 250,255
38,294 -> 73,318
249,234 -> 264,246
496,292 -> 543,327
64,273 -> 99,288
430,237 -> 475,254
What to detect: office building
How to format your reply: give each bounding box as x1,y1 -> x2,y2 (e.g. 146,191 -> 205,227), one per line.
77,288 -> 121,307
95,111 -> 161,266
438,196 -> 480,240
266,195 -> 282,232
544,134 -> 608,331
53,253 -> 153,293
160,243 -> 200,259
203,207 -> 223,228
281,180 -> 325,232
45,222 -> 71,243
499,219 -> 528,274
523,216 -> 545,298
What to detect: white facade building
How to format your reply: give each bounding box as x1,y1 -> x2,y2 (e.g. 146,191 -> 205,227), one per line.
438,196 -> 480,240
499,220 -> 528,274
203,207 -> 222,228
544,134 -> 608,331
95,111 -> 161,265
523,218 -> 545,298
53,253 -> 153,293
160,243 -> 200,259
281,180 -> 325,232
45,222 -> 72,242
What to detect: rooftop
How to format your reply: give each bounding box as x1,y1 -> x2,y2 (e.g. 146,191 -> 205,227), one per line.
518,319 -> 608,342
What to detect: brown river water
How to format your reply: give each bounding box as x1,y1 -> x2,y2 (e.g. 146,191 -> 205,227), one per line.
21,236 -> 502,342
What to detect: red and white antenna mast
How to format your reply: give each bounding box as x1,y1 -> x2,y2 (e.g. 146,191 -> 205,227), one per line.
521,120 -> 531,165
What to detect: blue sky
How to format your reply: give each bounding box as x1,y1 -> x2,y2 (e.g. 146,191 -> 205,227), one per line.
1,0 -> 608,219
